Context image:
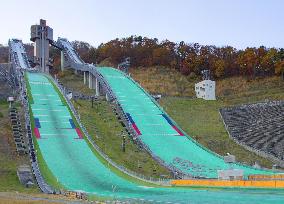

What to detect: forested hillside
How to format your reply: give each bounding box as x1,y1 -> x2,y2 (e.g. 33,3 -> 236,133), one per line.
1,36 -> 284,79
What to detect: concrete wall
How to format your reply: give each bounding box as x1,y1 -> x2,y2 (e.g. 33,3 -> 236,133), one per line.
171,179 -> 284,188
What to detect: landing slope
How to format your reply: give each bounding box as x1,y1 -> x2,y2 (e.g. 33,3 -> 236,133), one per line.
27,73 -> 139,195
97,67 -> 275,178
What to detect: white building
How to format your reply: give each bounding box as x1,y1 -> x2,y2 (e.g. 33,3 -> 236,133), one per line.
195,80 -> 216,100
217,169 -> 244,180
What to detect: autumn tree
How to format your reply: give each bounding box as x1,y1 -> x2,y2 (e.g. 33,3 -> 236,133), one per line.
2,35 -> 282,80
213,59 -> 225,78
237,48 -> 258,79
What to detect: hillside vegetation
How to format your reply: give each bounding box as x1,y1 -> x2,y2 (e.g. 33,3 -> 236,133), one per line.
69,36 -> 284,81
129,66 -> 198,96
72,99 -> 171,178
133,67 -> 284,168
130,66 -> 284,100
57,70 -> 94,96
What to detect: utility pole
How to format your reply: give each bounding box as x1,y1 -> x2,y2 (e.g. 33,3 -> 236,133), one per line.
121,133 -> 126,152
91,96 -> 94,108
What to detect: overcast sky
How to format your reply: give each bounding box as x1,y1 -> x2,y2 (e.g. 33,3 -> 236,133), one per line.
1,0 -> 283,49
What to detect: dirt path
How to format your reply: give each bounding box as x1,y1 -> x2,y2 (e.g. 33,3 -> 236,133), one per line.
0,192 -> 96,204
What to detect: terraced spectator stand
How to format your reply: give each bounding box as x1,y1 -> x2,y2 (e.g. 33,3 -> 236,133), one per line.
51,75 -> 172,186
9,106 -> 28,155
220,101 -> 284,168
20,71 -> 55,194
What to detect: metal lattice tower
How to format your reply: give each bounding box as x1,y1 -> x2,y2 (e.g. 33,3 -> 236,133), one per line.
118,57 -> 130,73
201,69 -> 211,80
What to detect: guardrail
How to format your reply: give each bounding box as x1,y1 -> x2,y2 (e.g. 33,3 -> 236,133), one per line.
49,75 -> 172,186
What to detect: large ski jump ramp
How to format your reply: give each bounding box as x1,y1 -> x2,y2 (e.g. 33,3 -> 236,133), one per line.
25,72 -> 284,203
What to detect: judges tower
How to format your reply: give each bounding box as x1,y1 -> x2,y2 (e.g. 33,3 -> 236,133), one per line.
30,19 -> 53,73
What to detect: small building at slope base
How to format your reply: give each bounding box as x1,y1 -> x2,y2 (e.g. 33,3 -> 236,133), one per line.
195,80 -> 216,100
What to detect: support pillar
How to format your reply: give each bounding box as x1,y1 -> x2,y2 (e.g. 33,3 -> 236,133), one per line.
60,51 -> 64,71
83,71 -> 87,85
106,93 -> 109,101
88,72 -> 93,89
92,74 -> 96,89
95,77 -> 100,96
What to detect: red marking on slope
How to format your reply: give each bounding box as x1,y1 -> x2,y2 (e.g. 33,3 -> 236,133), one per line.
172,125 -> 184,136
34,128 -> 41,139
132,123 -> 142,135
75,128 -> 83,139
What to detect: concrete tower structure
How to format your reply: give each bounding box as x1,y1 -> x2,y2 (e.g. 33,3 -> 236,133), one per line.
30,19 -> 53,73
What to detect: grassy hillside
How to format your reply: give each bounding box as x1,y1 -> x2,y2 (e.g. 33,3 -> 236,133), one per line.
217,76 -> 284,105
72,99 -> 172,178
129,66 -> 198,96
57,69 -> 94,96
132,66 -> 284,168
